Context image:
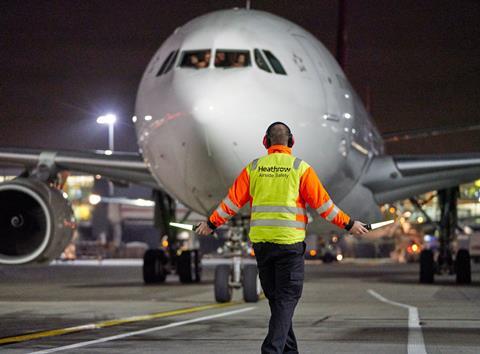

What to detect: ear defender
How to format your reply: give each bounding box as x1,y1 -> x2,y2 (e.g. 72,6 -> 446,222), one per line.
263,122 -> 294,149
263,134 -> 270,149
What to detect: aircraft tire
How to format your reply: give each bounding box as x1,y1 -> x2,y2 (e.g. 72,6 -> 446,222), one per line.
143,249 -> 167,284
215,265 -> 232,303
242,264 -> 259,303
322,252 -> 335,263
419,249 -> 434,284
455,249 -> 471,284
177,250 -> 202,283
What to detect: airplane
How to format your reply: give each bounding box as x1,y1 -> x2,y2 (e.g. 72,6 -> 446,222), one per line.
1,8 -> 479,291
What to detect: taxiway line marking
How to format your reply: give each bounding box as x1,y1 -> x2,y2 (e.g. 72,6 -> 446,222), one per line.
0,301 -> 241,345
368,289 -> 427,354
28,307 -> 255,354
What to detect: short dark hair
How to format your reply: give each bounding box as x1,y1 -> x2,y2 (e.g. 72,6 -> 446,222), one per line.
268,123 -> 290,146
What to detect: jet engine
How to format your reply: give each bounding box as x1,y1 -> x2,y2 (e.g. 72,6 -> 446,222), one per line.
0,178 -> 75,265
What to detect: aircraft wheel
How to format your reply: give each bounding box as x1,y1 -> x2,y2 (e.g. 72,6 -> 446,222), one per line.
177,250 -> 202,283
456,249 -> 471,284
215,265 -> 232,303
322,252 -> 335,263
419,249 -> 434,284
143,249 -> 167,284
242,264 -> 260,303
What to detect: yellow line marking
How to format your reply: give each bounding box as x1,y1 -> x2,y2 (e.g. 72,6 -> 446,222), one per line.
0,301 -> 240,345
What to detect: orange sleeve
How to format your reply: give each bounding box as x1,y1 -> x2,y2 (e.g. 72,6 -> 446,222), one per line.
209,167 -> 251,228
299,167 -> 352,230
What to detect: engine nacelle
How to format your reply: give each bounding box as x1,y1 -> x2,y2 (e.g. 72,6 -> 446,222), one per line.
0,178 -> 75,265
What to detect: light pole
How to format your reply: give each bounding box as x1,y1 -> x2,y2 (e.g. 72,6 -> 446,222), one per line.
96,113 -> 116,195
96,113 -> 116,153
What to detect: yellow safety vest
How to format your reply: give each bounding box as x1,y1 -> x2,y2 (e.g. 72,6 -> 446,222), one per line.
247,153 -> 310,244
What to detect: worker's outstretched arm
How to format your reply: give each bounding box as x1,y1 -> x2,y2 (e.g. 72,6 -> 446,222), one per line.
300,167 -> 368,235
197,168 -> 251,235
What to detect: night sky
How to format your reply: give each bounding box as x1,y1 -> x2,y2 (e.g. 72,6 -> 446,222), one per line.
1,0 -> 479,155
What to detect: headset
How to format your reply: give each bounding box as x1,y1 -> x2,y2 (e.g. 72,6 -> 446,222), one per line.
263,122 -> 295,149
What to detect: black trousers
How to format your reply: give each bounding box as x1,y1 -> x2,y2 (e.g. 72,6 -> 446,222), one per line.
253,241 -> 305,354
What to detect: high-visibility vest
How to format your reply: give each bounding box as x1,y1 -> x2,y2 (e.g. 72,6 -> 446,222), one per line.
246,153 -> 309,244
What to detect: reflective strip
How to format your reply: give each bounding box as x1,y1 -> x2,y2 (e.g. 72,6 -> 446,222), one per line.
326,206 -> 339,221
250,219 -> 306,228
223,197 -> 240,213
293,158 -> 302,170
215,206 -> 231,219
316,199 -> 333,214
252,206 -> 306,216
251,159 -> 259,170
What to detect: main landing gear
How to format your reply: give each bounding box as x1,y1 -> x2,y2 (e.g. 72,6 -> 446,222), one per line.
214,226 -> 261,303
143,190 -> 202,285
419,187 -> 471,284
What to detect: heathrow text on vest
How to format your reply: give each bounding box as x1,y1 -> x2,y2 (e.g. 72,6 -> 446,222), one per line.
258,165 -> 291,178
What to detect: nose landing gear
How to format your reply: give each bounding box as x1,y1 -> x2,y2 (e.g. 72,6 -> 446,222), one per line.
214,226 -> 261,303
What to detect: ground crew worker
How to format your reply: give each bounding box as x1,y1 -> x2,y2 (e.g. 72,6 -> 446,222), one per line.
197,122 -> 368,354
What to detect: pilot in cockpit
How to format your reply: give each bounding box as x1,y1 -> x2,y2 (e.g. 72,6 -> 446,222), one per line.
232,53 -> 247,68
195,50 -> 211,69
214,51 -> 227,67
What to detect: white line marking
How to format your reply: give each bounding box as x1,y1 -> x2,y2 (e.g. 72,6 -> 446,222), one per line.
368,289 -> 427,354
28,307 -> 255,354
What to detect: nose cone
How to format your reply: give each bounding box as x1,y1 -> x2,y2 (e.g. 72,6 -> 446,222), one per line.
176,70 -> 267,177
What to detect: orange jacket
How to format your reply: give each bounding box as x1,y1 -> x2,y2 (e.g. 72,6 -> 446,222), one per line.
208,145 -> 353,231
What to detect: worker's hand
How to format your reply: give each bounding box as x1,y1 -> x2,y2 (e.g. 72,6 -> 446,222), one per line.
349,220 -> 369,236
196,221 -> 213,236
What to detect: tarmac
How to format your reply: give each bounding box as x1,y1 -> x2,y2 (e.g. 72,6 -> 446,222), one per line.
0,259 -> 479,353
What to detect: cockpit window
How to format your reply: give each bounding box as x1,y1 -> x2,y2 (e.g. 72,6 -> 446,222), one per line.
179,50 -> 211,69
254,49 -> 271,73
214,50 -> 251,68
156,50 -> 179,76
164,50 -> 179,74
263,50 -> 287,75
156,51 -> 174,76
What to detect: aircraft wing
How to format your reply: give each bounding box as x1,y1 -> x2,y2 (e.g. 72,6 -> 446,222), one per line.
0,148 -> 159,188
382,123 -> 480,142
362,153 -> 480,204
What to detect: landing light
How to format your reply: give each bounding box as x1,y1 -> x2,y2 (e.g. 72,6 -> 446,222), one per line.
104,150 -> 113,156
144,115 -> 152,121
417,216 -> 424,223
132,116 -> 137,123
336,254 -> 343,261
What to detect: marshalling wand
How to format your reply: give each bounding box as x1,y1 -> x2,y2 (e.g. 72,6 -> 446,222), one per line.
363,220 -> 394,231
169,220 -> 395,232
